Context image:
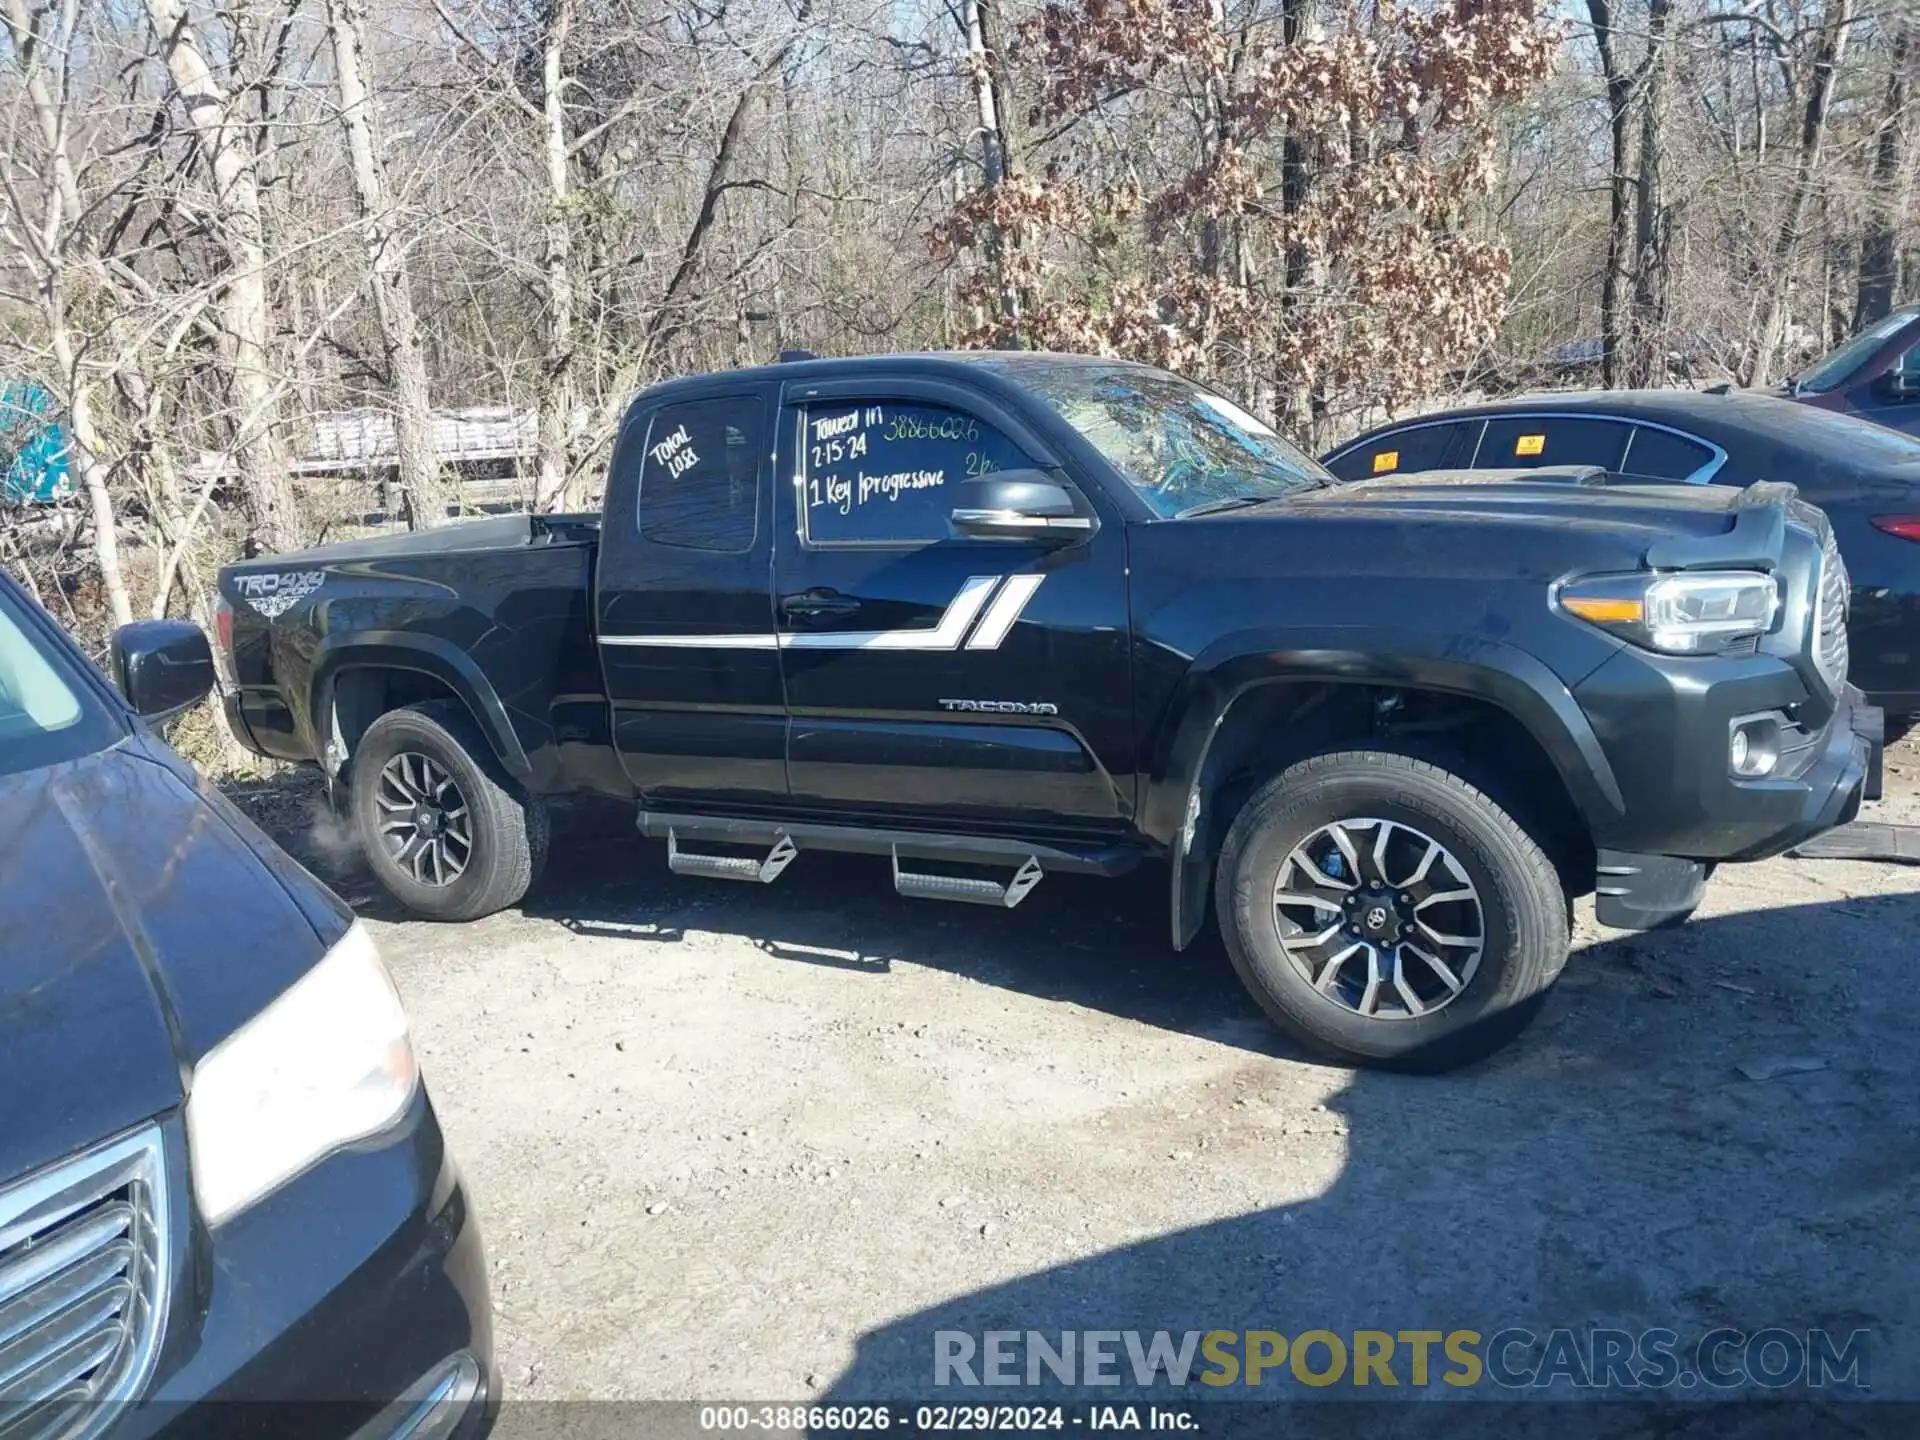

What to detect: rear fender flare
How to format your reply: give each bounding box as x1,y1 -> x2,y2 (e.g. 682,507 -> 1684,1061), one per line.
1150,629 -> 1624,950
310,630 -> 533,783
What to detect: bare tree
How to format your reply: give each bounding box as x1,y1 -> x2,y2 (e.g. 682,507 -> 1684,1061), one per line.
1747,0 -> 1858,387
1627,0 -> 1674,386
535,0 -> 578,513
142,0 -> 303,550
324,0 -> 454,528
961,0 -> 1018,324
1586,0 -> 1638,388
1,0 -> 134,625
1856,17 -> 1913,327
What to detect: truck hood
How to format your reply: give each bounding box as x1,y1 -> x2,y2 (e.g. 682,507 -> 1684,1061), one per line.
1172,473 -> 1765,580
1283,472 -> 1744,545
0,737 -> 340,1185
1132,474 -> 1794,602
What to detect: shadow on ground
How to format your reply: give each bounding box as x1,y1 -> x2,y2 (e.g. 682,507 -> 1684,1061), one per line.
230,777 -> 1920,1075
810,894 -> 1920,1434
230,779 -> 1286,1055
227,774 -> 1920,1430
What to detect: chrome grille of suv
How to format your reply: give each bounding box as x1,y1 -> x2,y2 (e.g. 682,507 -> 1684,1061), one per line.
0,1128 -> 169,1440
1813,526 -> 1850,691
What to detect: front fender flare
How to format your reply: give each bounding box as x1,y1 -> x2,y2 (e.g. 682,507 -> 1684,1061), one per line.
1149,628 -> 1624,950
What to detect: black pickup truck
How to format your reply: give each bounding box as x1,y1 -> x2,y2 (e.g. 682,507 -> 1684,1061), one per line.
218,353 -> 1881,1070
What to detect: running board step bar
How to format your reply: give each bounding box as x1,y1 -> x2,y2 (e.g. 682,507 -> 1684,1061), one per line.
638,810 -> 1142,877
666,829 -> 797,883
892,850 -> 1044,908
1788,822 -> 1920,865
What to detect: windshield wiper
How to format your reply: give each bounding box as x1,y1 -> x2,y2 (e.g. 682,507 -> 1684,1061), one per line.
1176,496 -> 1274,519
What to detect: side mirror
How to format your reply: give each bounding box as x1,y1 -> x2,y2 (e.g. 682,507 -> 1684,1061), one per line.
1873,368 -> 1920,402
950,469 -> 1098,545
112,620 -> 215,722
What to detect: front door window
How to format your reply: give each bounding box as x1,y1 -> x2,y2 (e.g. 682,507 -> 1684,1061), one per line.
799,402 -> 1032,548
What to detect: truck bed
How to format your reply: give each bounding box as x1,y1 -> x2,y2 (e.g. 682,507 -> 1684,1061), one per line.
272,512 -> 602,564
219,512 -> 608,793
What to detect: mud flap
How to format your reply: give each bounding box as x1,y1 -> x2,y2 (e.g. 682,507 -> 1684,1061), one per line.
1594,849 -> 1708,930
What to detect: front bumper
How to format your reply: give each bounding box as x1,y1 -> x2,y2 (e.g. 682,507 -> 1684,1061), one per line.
1578,651 -> 1882,928
126,1092 -> 494,1439
1574,643 -> 1880,860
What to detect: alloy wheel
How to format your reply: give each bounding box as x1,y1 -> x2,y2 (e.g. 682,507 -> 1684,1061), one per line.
375,752 -> 473,888
1272,816 -> 1486,1020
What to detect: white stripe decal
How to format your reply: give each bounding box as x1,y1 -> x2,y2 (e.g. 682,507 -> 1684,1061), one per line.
782,575 -> 1001,651
964,574 -> 1045,650
599,632 -> 779,649
598,575 -> 1020,652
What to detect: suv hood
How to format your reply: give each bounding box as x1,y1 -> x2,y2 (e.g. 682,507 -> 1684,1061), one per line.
0,737 -> 340,1184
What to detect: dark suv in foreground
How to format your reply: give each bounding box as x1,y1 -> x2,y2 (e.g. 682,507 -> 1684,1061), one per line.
0,573 -> 492,1437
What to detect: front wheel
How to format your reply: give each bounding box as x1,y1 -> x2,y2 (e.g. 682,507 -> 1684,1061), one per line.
1215,748 -> 1569,1072
350,700 -> 549,922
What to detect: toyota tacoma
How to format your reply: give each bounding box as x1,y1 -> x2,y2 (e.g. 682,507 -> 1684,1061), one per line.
216,353 -> 1881,1070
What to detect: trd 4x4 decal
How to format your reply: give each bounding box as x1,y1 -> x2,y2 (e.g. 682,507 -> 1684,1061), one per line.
233,571 -> 325,618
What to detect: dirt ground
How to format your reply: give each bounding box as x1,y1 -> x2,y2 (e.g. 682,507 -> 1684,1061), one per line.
232,732 -> 1920,1419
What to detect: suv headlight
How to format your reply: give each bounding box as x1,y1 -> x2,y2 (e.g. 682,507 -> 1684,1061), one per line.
186,921 -> 417,1225
1557,570 -> 1779,655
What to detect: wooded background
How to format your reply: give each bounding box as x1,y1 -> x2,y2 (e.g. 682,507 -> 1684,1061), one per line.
0,0 -> 1914,637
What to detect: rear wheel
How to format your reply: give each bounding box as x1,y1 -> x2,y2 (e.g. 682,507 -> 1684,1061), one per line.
1215,748 -> 1568,1071
351,700 -> 548,921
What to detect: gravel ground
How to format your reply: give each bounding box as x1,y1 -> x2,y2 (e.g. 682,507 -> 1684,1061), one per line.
231,731 -> 1920,1420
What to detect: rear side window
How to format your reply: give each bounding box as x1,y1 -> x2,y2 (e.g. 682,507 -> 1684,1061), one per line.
1620,426 -> 1716,481
1325,421 -> 1479,481
800,401 -> 1031,546
1478,417 -> 1632,470
637,397 -> 762,552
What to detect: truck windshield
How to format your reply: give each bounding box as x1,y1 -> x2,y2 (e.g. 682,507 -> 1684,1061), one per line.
0,583 -> 120,778
1001,360 -> 1330,517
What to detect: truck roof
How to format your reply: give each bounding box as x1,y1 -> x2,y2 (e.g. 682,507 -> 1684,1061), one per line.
631,350 -> 1154,401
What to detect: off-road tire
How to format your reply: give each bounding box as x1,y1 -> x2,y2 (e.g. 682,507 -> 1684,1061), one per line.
1215,747 -> 1568,1072
351,700 -> 549,922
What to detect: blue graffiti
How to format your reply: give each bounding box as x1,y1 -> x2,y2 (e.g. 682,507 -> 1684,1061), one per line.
1,382 -> 72,504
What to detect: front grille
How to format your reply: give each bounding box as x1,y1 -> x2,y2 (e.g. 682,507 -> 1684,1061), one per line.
1813,526 -> 1850,691
0,1128 -> 169,1440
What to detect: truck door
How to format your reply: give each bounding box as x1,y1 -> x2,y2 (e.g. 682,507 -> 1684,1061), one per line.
594,386 -> 787,804
772,377 -> 1133,830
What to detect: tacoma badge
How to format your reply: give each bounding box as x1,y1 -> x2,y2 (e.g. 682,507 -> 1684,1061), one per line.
938,699 -> 1060,715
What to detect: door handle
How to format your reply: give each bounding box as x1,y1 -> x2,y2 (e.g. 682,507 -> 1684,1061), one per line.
781,589 -> 860,619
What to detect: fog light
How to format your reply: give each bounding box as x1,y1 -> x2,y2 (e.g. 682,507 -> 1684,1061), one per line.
1729,716 -> 1781,778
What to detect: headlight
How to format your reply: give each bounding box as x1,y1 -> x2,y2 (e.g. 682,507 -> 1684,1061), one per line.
186,921 -> 417,1225
1557,570 -> 1779,655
